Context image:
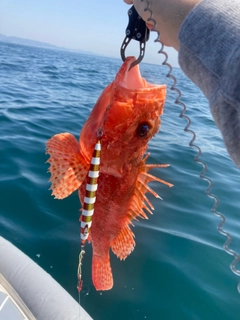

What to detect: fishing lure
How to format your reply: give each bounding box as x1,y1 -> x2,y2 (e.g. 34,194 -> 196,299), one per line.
77,134 -> 102,292
80,138 -> 101,244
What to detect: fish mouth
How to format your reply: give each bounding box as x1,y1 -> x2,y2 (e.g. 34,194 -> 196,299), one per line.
117,56 -> 147,90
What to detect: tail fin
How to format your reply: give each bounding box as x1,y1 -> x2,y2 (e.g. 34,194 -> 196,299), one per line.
92,252 -> 113,291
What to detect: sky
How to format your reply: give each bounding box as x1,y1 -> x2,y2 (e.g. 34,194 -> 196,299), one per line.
0,0 -> 179,67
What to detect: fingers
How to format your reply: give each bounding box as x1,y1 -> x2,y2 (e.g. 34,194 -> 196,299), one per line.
123,0 -> 133,4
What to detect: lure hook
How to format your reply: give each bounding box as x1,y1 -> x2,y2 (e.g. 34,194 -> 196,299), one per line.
120,5 -> 150,70
77,246 -> 85,292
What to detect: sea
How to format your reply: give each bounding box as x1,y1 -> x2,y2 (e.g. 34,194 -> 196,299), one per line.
0,41 -> 240,320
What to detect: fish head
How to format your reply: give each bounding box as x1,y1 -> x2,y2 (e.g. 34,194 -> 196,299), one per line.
80,56 -> 167,177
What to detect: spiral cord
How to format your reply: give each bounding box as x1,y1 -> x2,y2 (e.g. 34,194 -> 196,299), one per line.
142,0 -> 240,292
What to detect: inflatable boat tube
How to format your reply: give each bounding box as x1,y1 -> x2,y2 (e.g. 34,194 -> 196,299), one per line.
0,236 -> 92,320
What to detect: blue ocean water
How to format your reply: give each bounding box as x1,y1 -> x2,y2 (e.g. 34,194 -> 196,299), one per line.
0,41 -> 240,319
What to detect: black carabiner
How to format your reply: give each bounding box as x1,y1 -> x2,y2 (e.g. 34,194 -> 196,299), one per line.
120,5 -> 150,70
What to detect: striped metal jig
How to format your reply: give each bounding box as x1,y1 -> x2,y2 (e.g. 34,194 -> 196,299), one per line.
80,137 -> 101,244
77,135 -> 102,292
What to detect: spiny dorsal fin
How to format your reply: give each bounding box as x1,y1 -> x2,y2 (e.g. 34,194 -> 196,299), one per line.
127,160 -> 173,222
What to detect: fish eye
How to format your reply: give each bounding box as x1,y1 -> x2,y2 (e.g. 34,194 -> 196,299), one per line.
137,122 -> 151,137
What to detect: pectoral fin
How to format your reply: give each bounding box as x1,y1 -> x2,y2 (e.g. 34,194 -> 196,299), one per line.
46,132 -> 88,199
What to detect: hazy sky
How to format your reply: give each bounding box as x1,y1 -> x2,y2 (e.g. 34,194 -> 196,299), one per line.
0,0 -> 179,67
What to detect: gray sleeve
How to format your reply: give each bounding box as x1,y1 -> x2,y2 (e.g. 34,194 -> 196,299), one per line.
178,0 -> 240,168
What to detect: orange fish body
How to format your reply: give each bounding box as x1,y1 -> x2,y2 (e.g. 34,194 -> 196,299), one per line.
46,57 -> 172,291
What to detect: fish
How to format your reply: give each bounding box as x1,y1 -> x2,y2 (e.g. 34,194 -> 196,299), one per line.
46,56 -> 173,291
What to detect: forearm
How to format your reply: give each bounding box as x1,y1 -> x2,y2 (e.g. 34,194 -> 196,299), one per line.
178,0 -> 240,167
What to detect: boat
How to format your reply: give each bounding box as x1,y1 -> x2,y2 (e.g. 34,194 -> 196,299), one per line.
0,236 -> 92,320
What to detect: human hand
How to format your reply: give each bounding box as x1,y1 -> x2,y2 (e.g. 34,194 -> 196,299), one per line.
123,0 -> 201,51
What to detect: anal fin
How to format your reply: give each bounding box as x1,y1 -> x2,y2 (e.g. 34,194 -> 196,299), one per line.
111,224 -> 135,260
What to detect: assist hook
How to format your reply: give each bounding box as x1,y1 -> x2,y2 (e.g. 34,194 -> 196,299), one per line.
120,5 -> 150,70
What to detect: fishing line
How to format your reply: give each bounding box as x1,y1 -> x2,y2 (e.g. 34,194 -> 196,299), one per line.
77,245 -> 83,318
143,0 -> 240,293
